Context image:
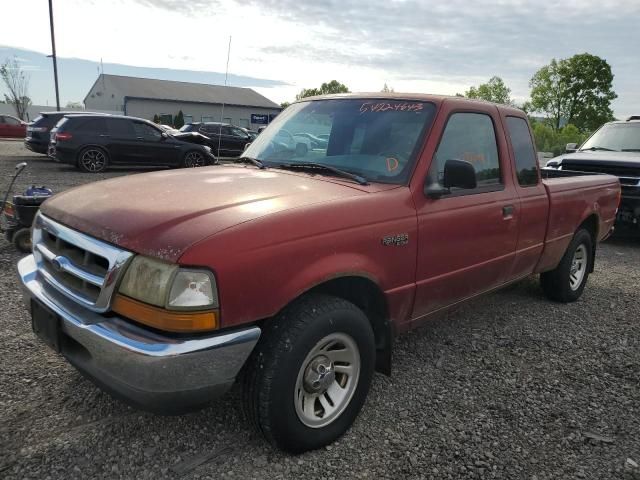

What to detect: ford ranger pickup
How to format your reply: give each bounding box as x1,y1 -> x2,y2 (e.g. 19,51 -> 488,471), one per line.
18,94 -> 620,453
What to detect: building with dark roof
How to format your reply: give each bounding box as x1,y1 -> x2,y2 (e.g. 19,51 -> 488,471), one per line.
84,74 -> 281,130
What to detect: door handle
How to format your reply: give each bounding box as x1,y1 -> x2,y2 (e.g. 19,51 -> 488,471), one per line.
99,134 -> 110,137
502,205 -> 515,218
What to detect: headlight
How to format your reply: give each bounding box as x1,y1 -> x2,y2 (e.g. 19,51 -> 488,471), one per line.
118,256 -> 177,307
203,145 -> 212,152
114,256 -> 219,332
168,270 -> 218,308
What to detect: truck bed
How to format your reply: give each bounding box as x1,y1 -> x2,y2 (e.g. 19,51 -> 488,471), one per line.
536,170 -> 620,272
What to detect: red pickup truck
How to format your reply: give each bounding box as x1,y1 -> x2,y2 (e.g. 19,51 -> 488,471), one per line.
18,94 -> 620,453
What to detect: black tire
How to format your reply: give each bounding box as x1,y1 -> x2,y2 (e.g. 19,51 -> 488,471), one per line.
77,147 -> 109,173
540,228 -> 593,302
182,150 -> 208,168
242,294 -> 375,453
13,227 -> 32,253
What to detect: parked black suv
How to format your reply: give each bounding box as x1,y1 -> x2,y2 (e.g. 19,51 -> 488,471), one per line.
50,115 -> 216,173
546,116 -> 640,229
25,112 -> 105,154
179,122 -> 252,157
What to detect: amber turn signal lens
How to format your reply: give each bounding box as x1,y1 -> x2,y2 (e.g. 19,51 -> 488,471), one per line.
112,294 -> 218,332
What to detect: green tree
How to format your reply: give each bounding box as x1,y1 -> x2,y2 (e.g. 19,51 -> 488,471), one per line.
153,114 -> 160,124
280,101 -> 291,109
463,76 -> 513,105
295,80 -> 349,100
174,110 -> 185,129
529,53 -> 617,131
531,122 -> 590,156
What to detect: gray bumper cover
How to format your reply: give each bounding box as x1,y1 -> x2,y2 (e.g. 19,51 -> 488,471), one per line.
17,254 -> 260,413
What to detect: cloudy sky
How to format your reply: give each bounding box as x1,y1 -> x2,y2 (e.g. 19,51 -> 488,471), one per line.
1,0 -> 638,117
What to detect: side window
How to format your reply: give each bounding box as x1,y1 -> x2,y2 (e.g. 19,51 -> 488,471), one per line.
220,126 -> 232,136
107,119 -> 135,137
133,122 -> 162,139
506,116 -> 539,186
202,125 -> 218,136
0,116 -> 5,124
231,127 -> 247,138
5,116 -> 21,125
75,117 -> 108,133
432,112 -> 501,191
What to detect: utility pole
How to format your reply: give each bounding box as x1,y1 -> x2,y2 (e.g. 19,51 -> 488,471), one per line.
48,0 -> 60,111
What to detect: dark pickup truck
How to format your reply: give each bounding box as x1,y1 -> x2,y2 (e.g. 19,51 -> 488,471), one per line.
18,94 -> 620,453
546,116 -> 640,229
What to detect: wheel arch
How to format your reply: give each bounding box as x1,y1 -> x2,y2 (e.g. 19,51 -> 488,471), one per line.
288,275 -> 394,376
76,144 -> 109,165
577,213 -> 599,273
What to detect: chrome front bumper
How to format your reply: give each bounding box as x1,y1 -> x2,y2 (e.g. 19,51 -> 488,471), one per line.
18,254 -> 261,413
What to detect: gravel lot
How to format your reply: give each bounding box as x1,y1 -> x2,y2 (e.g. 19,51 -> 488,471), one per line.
1,141 -> 639,479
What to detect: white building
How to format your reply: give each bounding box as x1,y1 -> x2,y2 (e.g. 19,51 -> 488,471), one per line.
84,74 -> 282,130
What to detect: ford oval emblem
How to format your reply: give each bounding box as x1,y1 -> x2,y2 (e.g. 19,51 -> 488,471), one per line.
51,257 -> 63,272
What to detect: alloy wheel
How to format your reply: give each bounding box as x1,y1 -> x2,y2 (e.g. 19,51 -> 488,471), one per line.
80,149 -> 106,172
294,332 -> 360,428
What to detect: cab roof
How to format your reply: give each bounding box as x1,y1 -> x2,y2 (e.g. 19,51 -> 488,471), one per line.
295,92 -> 525,116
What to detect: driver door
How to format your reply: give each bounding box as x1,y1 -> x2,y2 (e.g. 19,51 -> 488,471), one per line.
411,102 -> 519,319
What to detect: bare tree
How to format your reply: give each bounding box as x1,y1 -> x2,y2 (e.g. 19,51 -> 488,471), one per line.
1,57 -> 32,120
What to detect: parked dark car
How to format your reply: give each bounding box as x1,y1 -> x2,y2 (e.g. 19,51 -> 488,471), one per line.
179,122 -> 252,157
545,116 -> 640,229
50,115 -> 216,173
0,114 -> 27,138
25,111 -> 106,154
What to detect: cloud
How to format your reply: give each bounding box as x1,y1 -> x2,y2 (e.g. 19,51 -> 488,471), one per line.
100,0 -> 640,115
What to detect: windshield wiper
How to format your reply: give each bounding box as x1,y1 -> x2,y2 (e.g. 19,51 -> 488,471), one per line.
580,146 -> 616,152
235,156 -> 266,169
275,162 -> 369,185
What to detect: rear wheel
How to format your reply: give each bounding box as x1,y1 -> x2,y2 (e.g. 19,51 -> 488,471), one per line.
541,228 -> 593,302
242,294 -> 375,453
78,147 -> 108,173
182,150 -> 207,168
12,227 -> 32,253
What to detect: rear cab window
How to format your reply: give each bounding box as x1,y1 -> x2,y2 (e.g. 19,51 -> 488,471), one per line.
505,116 -> 539,186
429,112 -> 502,194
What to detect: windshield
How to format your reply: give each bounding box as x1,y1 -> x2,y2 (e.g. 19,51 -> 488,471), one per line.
580,122 -> 640,152
244,99 -> 436,184
179,124 -> 196,132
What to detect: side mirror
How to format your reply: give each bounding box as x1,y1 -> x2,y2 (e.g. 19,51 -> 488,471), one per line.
244,142 -> 251,151
424,159 -> 477,198
161,132 -> 168,139
565,143 -> 578,153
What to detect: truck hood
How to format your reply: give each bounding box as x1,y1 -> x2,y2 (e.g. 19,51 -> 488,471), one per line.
40,166 -> 367,262
551,150 -> 640,167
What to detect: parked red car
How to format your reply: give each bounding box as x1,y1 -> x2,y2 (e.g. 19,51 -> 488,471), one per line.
0,114 -> 27,138
18,94 -> 620,453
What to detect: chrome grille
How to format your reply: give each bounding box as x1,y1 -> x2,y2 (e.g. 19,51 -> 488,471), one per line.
562,161 -> 640,186
32,213 -> 133,312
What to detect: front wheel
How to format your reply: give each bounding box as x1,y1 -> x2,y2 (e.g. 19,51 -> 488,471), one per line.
541,228 -> 593,302
242,294 -> 375,453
